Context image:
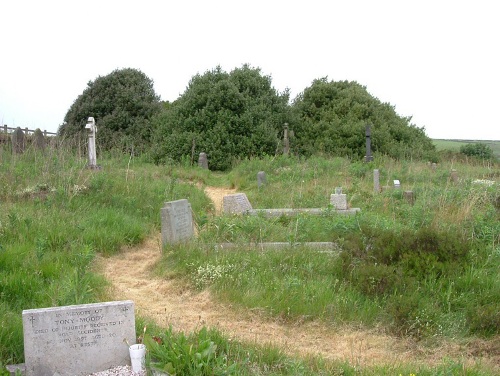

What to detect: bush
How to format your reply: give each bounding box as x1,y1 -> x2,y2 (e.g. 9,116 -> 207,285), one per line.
460,142 -> 494,160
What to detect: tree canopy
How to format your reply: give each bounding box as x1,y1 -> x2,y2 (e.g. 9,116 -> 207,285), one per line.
290,78 -> 435,160
59,68 -> 161,151
152,65 -> 291,170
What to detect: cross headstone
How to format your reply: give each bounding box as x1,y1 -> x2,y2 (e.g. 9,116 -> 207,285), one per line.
12,127 -> 26,154
365,124 -> 373,162
161,199 -> 194,247
373,169 -> 380,193
223,193 -> 253,214
85,117 -> 97,168
257,171 -> 267,188
198,152 -> 208,169
22,300 -> 136,376
330,189 -> 347,210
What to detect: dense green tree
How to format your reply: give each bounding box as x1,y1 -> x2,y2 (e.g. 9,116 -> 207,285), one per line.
291,78 -> 435,160
460,142 -> 494,160
152,65 -> 291,170
59,68 -> 161,152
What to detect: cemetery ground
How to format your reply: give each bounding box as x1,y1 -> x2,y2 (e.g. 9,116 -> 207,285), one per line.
0,147 -> 499,375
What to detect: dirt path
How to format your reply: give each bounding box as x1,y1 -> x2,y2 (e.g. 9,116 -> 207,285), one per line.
97,187 -> 499,370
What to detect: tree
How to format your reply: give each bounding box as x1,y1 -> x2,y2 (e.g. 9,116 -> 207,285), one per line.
460,143 -> 494,160
59,68 -> 161,152
152,65 -> 291,170
291,78 -> 435,160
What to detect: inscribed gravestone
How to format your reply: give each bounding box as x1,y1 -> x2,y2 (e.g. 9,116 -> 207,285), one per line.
393,179 -> 401,189
161,199 -> 194,247
223,193 -> 253,214
23,300 -> 135,376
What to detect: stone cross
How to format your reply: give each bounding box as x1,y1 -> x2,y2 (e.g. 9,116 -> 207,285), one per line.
365,124 -> 373,162
85,117 -> 97,168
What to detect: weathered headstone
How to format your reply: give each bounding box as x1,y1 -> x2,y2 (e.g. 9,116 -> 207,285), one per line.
450,169 -> 459,183
330,190 -> 347,210
403,191 -> 415,205
365,124 -> 373,162
373,169 -> 380,193
33,128 -> 45,150
85,117 -> 97,168
393,179 -> 401,189
283,124 -> 290,155
223,193 -> 253,214
12,127 -> 26,154
257,171 -> 267,188
22,300 -> 135,376
198,152 -> 208,169
161,199 -> 194,247
431,162 -> 437,171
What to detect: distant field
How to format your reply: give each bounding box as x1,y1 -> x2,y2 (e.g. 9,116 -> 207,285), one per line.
433,139 -> 500,158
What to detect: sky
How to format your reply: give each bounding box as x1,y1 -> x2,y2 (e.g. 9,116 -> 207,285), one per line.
1,0 -> 498,140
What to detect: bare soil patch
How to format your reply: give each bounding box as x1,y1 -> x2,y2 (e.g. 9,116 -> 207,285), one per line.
96,187 -> 499,371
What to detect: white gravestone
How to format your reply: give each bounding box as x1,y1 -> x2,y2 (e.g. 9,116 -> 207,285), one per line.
85,117 -> 97,168
22,300 -> 136,376
393,179 -> 401,189
222,193 -> 253,214
161,199 -> 194,247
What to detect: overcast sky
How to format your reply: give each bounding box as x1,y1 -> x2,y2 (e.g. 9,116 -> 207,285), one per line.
1,0 -> 498,140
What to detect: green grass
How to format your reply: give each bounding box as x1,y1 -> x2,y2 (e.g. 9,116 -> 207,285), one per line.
1,146 -> 499,374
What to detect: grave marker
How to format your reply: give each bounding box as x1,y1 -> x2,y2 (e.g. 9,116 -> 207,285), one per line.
257,171 -> 267,188
22,300 -> 135,376
393,179 -> 401,189
198,152 -> 208,169
33,128 -> 45,150
85,117 -> 97,168
12,127 -> 26,154
330,189 -> 347,210
450,169 -> 459,183
223,193 -> 253,214
161,199 -> 194,247
283,124 -> 290,155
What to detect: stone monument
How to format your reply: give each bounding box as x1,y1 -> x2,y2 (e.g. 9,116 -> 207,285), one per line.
223,193 -> 253,214
283,124 -> 290,155
33,128 -> 45,150
198,152 -> 208,169
330,188 -> 347,210
12,127 -> 26,154
257,171 -> 267,188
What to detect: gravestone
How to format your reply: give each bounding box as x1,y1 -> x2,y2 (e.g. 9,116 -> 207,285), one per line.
198,152 -> 208,169
223,193 -> 253,214
330,190 -> 347,210
283,124 -> 290,155
403,191 -> 415,205
373,169 -> 380,193
12,127 -> 26,154
85,117 -> 97,168
450,169 -> 458,183
257,171 -> 267,188
365,124 -> 373,162
33,128 -> 45,150
431,162 -> 437,171
22,300 -> 135,376
161,199 -> 194,247
393,179 -> 401,189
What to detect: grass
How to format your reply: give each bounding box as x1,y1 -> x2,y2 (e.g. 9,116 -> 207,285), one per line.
1,143 -> 499,374
433,139 -> 500,159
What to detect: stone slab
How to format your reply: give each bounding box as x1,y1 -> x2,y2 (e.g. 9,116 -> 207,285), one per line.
22,300 -> 135,376
161,199 -> 194,246
222,193 -> 253,214
248,208 -> 360,217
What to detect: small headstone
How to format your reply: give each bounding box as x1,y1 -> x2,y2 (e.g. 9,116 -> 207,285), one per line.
198,152 -> 208,169
450,169 -> 459,183
85,117 -> 97,168
335,187 -> 342,194
257,171 -> 267,188
33,128 -> 45,150
283,124 -> 290,155
393,180 -> 401,189
373,169 -> 380,193
12,127 -> 26,154
330,192 -> 347,210
223,193 -> 253,214
403,191 -> 415,205
431,162 -> 437,171
161,199 -> 194,247
22,300 -> 135,376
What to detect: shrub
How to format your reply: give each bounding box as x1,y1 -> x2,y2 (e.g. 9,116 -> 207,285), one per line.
460,142 -> 494,160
